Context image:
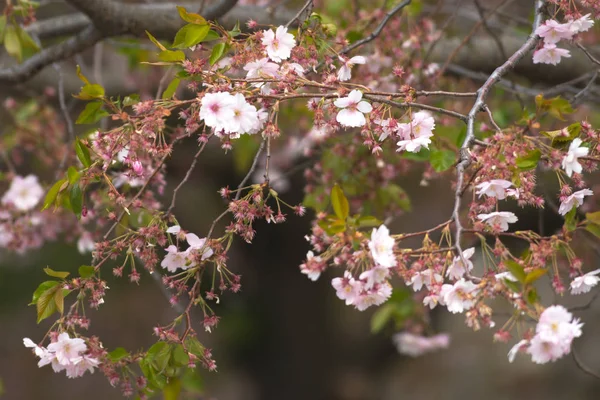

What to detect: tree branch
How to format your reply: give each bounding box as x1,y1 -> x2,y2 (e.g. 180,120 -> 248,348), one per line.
0,26 -> 104,85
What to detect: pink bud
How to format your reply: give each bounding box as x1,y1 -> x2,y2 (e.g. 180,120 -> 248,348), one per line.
132,161 -> 143,176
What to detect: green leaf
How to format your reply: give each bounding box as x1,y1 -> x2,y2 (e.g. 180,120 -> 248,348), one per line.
0,16 -> 7,43
67,166 -> 80,185
209,43 -> 228,65
176,6 -> 207,25
346,30 -> 363,43
330,184 -> 350,220
163,377 -> 182,400
541,122 -> 581,145
357,216 -> 382,228
16,25 -> 40,51
35,281 -> 63,323
31,281 -> 60,305
54,287 -> 66,315
585,222 -> 600,239
524,269 -> 547,285
76,101 -> 109,124
526,287 -> 538,304
123,94 -> 140,107
565,207 -> 578,231
70,183 -> 83,216
586,211 -> 600,225
42,179 -> 68,211
4,25 -> 22,62
43,267 -> 70,279
318,216 -> 347,235
504,260 -> 526,283
75,139 -> 92,168
515,149 -> 541,171
76,84 -> 105,100
184,337 -> 205,358
503,279 -> 521,293
158,49 -> 186,63
145,30 -> 167,51
535,94 -> 573,120
108,347 -> 129,362
228,21 -> 241,38
172,23 -> 210,49
429,149 -> 456,172
171,344 -> 190,367
370,303 -> 395,334
78,265 -> 95,279
162,78 -> 180,99
203,30 -> 220,42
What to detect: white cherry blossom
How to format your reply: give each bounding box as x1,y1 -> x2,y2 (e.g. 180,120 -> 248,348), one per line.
199,92 -> 235,131
440,279 -> 479,313
446,247 -> 475,280
567,14 -> 594,35
334,90 -> 373,127
392,332 -> 450,357
331,271 -> 361,305
337,55 -> 366,81
477,211 -> 518,232
570,269 -> 600,295
535,20 -> 573,44
562,138 -> 589,177
533,43 -> 571,65
475,179 -> 513,200
368,224 -> 396,267
261,26 -> 296,62
558,188 -> 593,216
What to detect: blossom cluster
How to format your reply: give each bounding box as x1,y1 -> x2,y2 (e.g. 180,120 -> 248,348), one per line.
392,332 -> 450,357
508,305 -> 582,364
533,14 -> 593,65
23,333 -> 100,378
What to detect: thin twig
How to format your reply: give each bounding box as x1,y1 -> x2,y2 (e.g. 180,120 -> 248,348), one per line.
572,346 -> 600,380
167,135 -> 213,214
285,0 -> 313,28
576,42 -> 600,66
156,66 -> 175,100
234,139 -> 266,201
483,104 -> 502,132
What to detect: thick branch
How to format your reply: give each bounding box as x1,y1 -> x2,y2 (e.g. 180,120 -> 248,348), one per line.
0,26 -> 104,85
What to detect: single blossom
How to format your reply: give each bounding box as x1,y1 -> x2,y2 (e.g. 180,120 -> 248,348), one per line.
477,211 -> 518,232
1,175 -> 44,211
77,232 -> 95,254
337,55 -> 366,81
570,269 -> 600,295
567,14 -> 594,35
446,247 -> 475,280
475,179 -> 513,200
368,224 -> 396,268
161,245 -> 190,272
558,188 -> 593,216
334,90 -> 373,127
359,265 -> 391,290
261,26 -> 296,62
300,250 -> 324,281
243,57 -> 280,81
185,233 -> 214,261
562,138 -> 589,177
227,93 -> 259,135
533,43 -> 571,65
331,270 -> 361,305
47,333 -> 87,366
392,332 -> 450,357
440,279 -> 479,313
199,92 -> 235,132
535,19 -> 573,44
409,269 -> 442,292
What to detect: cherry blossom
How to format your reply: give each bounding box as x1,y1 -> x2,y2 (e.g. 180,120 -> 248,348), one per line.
562,138 -> 589,177
337,55 -> 366,81
368,224 -> 396,267
300,250 -> 324,281
185,233 -> 214,261
331,271 -> 361,305
353,282 -> 392,311
570,269 -> 600,295
440,279 -> 479,313
24,334 -> 99,378
409,269 -> 442,292
199,92 -> 235,131
243,57 -> 279,80
446,247 -> 475,280
475,179 -> 513,200
507,339 -> 529,363
226,93 -> 260,135
1,175 -> 44,211
161,245 -> 190,272
392,332 -> 450,357
567,14 -> 594,35
334,90 -> 373,127
558,188 -> 593,216
359,265 -> 391,289
535,20 -> 573,44
396,111 -> 436,153
533,43 -> 571,65
477,211 -> 518,232
261,26 -> 296,62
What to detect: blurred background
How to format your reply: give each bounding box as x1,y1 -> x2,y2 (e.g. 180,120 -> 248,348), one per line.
2,0 -> 600,399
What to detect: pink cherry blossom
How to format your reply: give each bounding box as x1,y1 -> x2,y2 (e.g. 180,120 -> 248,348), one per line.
440,279 -> 479,313
2,175 -> 44,211
567,14 -> 594,35
409,269 -> 442,292
533,43 -> 571,65
359,265 -> 391,289
199,92 -> 235,131
446,247 -> 475,280
161,245 -> 190,272
535,20 -> 573,44
243,57 -> 280,81
331,270 -> 361,305
507,339 -> 529,363
334,90 -> 373,127
261,26 -> 296,62
300,250 -> 324,281
226,93 -> 259,135
396,111 -> 435,153
392,332 -> 450,357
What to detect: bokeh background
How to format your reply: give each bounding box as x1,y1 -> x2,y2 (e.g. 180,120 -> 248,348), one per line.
2,0 -> 600,399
